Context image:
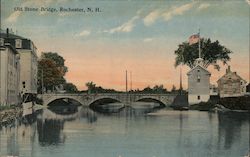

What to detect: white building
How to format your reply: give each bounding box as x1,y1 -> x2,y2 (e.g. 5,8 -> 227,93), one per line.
1,29 -> 38,102
187,58 -> 211,105
0,40 -> 20,105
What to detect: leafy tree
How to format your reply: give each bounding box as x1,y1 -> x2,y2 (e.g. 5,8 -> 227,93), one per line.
38,52 -> 78,93
85,82 -> 120,93
64,83 -> 78,93
41,52 -> 68,75
152,85 -> 168,93
171,85 -> 176,92
38,58 -> 63,92
142,86 -> 153,93
174,38 -> 232,70
85,81 -> 96,94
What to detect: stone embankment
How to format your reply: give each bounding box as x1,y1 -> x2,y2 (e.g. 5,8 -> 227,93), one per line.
189,96 -> 250,112
0,107 -> 23,126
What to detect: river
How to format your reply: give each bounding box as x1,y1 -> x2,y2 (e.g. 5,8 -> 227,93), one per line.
0,104 -> 249,157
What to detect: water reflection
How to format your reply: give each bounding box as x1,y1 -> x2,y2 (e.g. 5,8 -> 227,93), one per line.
37,119 -> 65,146
0,104 -> 249,157
217,111 -> 250,150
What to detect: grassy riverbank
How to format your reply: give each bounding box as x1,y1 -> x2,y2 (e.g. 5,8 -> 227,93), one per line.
0,105 -> 23,126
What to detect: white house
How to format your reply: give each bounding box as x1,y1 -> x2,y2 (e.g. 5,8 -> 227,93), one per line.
0,40 -> 20,105
187,58 -> 211,105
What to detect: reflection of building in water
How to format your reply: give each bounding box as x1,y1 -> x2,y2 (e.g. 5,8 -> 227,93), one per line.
6,126 -> 19,156
37,119 -> 65,146
0,119 -> 37,157
217,112 -> 249,149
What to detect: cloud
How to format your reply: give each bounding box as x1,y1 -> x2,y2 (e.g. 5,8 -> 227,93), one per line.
6,11 -> 22,23
246,0 -> 250,5
77,30 -> 91,37
197,3 -> 210,10
162,2 -> 195,21
142,2 -> 196,26
143,38 -> 153,42
143,10 -> 160,26
104,15 -> 139,33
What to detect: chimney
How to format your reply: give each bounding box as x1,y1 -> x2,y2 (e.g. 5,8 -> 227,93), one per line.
226,66 -> 231,74
6,28 -> 9,38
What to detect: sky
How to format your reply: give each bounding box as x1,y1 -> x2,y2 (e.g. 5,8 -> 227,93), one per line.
1,0 -> 250,91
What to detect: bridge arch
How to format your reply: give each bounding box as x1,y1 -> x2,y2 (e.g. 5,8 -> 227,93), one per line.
46,97 -> 83,106
88,97 -> 123,107
136,98 -> 166,107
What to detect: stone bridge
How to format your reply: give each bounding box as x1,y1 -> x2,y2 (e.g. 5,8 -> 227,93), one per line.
40,93 -> 178,107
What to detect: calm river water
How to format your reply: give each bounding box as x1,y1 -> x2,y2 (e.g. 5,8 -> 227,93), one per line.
0,105 -> 249,157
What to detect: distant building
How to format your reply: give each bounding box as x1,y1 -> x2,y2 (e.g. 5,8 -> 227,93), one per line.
209,84 -> 218,96
0,39 -> 20,105
187,58 -> 211,105
217,66 -> 247,97
1,28 -> 38,102
247,83 -> 250,93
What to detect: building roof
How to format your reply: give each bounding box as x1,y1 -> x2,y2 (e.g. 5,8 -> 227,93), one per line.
217,71 -> 246,83
187,64 -> 211,75
0,32 -> 26,39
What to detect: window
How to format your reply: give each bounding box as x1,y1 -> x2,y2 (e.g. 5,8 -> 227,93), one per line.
15,39 -> 22,48
22,81 -> 26,88
197,95 -> 200,100
197,75 -> 200,82
0,38 -> 4,46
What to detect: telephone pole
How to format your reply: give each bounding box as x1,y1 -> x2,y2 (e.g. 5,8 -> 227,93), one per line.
125,70 -> 128,93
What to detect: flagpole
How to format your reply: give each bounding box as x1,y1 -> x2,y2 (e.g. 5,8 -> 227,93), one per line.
198,28 -> 201,58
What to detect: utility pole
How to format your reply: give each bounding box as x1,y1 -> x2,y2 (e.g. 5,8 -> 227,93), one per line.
130,71 -> 132,91
179,66 -> 183,95
41,69 -> 44,95
125,70 -> 128,93
125,70 -> 128,106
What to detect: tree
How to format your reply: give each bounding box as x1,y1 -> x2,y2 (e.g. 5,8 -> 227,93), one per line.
142,86 -> 153,93
64,83 -> 78,93
38,52 -> 76,93
152,85 -> 168,93
41,52 -> 68,74
38,58 -> 63,92
171,85 -> 176,92
85,81 -> 96,94
174,38 -> 232,70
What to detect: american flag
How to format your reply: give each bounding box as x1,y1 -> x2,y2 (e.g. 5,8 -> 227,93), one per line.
188,34 -> 200,45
